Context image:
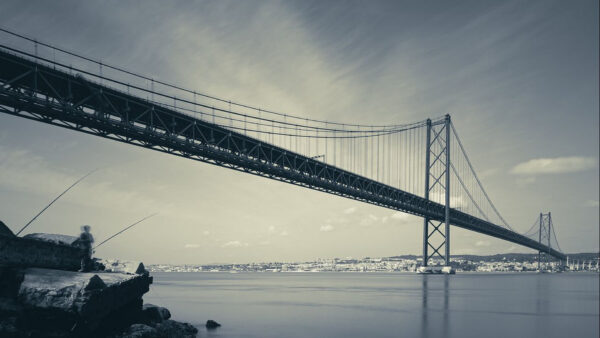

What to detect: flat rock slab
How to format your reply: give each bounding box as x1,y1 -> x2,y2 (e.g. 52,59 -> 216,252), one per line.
18,268 -> 153,331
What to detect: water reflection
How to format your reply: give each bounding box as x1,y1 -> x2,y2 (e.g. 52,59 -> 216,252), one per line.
421,275 -> 450,338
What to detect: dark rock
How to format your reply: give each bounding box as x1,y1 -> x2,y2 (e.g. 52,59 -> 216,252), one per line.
0,316 -> 18,337
1,247 -> 192,338
0,235 -> 81,270
115,323 -> 159,338
0,220 -> 15,237
93,258 -> 106,272
98,298 -> 144,337
141,304 -> 171,324
85,274 -> 107,291
0,268 -> 24,298
155,320 -> 198,338
0,297 -> 21,316
206,319 -> 221,329
18,268 -> 152,333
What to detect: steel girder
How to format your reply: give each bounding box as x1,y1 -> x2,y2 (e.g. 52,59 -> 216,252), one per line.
0,48 -> 566,260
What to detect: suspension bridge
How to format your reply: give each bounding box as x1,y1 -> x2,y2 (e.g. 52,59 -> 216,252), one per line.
0,29 -> 566,268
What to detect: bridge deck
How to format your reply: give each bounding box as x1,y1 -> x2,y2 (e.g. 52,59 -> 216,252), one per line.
0,47 -> 565,260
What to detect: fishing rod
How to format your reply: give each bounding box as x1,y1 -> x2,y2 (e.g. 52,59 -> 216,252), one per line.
16,169 -> 97,236
94,213 -> 158,249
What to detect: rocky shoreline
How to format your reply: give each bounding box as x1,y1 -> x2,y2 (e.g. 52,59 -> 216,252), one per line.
0,223 -> 200,337
0,266 -> 198,338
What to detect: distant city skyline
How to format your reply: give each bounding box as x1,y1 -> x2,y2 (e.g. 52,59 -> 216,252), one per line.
0,0 -> 598,264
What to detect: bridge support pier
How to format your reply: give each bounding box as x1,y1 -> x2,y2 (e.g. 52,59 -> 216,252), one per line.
537,212 -> 554,272
420,115 -> 453,274
444,115 -> 451,267
422,119 -> 431,267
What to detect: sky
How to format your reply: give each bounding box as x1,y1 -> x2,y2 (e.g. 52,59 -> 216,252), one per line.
0,0 -> 598,264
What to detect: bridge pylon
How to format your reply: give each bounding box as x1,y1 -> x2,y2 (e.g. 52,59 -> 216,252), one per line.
537,212 -> 554,271
421,115 -> 452,271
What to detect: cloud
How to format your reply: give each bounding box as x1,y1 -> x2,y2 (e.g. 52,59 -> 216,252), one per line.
516,176 -> 536,185
184,243 -> 200,249
475,240 -> 490,247
391,212 -> 409,221
222,240 -> 248,248
268,226 -> 276,233
343,207 -> 356,214
319,224 -> 334,232
203,230 -> 210,236
585,200 -> 599,207
280,231 -> 288,237
478,168 -> 499,179
360,214 -> 379,226
511,157 -> 596,175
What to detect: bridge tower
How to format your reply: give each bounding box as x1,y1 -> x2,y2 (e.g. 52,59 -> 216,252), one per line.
422,114 -> 452,270
537,212 -> 553,271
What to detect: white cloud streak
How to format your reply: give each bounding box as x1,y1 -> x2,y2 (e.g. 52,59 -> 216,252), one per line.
475,240 -> 490,247
222,240 -> 248,248
511,156 -> 596,175
343,207 -> 356,214
585,200 -> 599,207
319,224 -> 334,232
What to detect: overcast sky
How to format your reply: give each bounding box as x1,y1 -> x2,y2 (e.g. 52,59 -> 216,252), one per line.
0,0 -> 597,264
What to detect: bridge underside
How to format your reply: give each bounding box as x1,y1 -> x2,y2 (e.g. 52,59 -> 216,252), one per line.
0,48 -> 566,260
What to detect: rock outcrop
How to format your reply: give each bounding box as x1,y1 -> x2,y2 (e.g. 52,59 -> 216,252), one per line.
206,319 -> 222,329
0,265 -> 196,337
141,304 -> 171,323
0,226 -> 197,337
0,234 -> 81,271
0,220 -> 14,237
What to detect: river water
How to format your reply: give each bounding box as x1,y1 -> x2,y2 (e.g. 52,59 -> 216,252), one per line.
144,272 -> 599,338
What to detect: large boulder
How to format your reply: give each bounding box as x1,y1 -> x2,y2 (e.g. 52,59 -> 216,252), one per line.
206,319 -> 221,329
141,303 -> 171,324
115,323 -> 159,338
115,320 -> 198,338
17,268 -> 153,333
154,320 -> 198,338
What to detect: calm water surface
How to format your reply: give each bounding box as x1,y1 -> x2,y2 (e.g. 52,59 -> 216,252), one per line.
145,272 -> 599,338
